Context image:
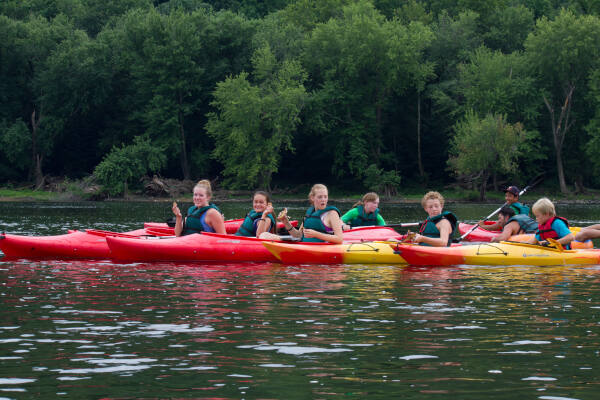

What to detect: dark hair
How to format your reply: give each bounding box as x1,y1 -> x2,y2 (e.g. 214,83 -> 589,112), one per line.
498,206 -> 516,218
254,191 -> 276,233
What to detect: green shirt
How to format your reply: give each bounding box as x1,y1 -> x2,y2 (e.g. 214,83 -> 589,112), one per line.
341,207 -> 386,226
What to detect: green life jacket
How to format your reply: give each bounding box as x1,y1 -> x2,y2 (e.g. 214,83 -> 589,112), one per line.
235,210 -> 276,237
302,205 -> 341,243
510,202 -> 530,216
418,211 -> 458,247
348,205 -> 380,227
506,214 -> 538,234
182,204 -> 220,235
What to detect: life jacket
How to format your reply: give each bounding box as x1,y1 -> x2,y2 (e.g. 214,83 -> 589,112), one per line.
510,202 -> 530,216
182,204 -> 220,235
235,210 -> 276,237
506,214 -> 538,234
418,211 -> 458,247
537,216 -> 569,240
302,205 -> 341,243
347,205 -> 380,227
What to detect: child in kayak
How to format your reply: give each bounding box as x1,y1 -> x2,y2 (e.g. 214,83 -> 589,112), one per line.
235,191 -> 277,237
528,197 -> 573,249
478,185 -> 530,231
172,180 -> 226,236
262,184 -> 344,243
410,191 -> 458,247
490,206 -> 538,242
341,192 -> 386,230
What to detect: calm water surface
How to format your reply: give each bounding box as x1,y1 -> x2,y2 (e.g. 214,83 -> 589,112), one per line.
1,201 -> 600,399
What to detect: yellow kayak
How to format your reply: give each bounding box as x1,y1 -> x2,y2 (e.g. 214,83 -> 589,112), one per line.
262,241 -> 406,264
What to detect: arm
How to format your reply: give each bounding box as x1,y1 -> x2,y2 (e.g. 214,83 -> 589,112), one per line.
478,220 -> 502,231
414,219 -> 452,247
376,214 -> 386,226
172,202 -> 183,237
279,208 -> 302,239
491,221 -> 519,242
256,204 -> 274,237
553,220 -> 574,247
206,209 -> 226,234
304,211 -> 343,244
575,224 -> 600,241
341,208 -> 359,230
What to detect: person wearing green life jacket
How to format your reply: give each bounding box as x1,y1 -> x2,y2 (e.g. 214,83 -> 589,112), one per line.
235,191 -> 277,237
410,191 -> 458,247
341,192 -> 386,230
490,206 -> 538,242
172,179 -> 226,236
478,185 -> 530,231
276,184 -> 344,244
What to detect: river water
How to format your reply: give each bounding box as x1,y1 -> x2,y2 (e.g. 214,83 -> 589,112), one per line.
1,201 -> 599,399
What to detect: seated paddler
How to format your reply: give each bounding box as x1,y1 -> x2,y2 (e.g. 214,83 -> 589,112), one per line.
172,179 -> 226,236
411,191 -> 458,247
490,206 -> 538,242
527,197 -> 573,249
263,184 -> 343,244
341,192 -> 386,230
235,191 -> 277,237
479,185 -> 530,231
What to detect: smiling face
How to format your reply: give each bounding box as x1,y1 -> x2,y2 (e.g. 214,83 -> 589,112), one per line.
423,198 -> 443,218
505,192 -> 518,204
253,193 -> 268,213
193,186 -> 210,207
310,188 -> 329,210
363,198 -> 379,214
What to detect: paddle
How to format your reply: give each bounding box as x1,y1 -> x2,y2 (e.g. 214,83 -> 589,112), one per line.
348,222 -> 420,230
458,173 -> 545,241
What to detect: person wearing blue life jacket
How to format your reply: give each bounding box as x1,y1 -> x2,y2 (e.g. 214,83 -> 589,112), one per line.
527,197 -> 573,249
490,206 -> 538,242
276,184 -> 344,244
341,192 -> 386,230
235,191 -> 277,237
411,191 -> 458,247
479,185 -> 530,231
172,179 -> 226,236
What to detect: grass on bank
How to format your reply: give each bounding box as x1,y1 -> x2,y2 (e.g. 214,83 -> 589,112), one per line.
0,188 -> 60,201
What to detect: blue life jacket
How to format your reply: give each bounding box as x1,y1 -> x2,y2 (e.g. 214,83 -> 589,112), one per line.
418,211 -> 458,247
506,214 -> 538,233
235,210 -> 276,237
302,205 -> 341,243
182,204 -> 220,235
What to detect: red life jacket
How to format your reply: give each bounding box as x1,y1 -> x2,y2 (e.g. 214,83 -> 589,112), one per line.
537,216 -> 569,240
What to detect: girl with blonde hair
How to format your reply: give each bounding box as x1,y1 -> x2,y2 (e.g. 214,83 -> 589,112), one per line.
172,180 -> 226,236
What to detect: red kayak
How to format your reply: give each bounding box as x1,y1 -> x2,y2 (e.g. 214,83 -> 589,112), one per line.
458,222 -> 501,241
0,228 -> 160,259
107,226 -> 403,263
143,219 -> 298,235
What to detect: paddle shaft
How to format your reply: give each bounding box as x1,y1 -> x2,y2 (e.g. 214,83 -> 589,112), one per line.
458,176 -> 543,240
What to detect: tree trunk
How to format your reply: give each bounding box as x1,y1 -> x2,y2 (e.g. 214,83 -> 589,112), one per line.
30,108 -> 44,189
177,94 -> 190,180
417,91 -> 425,178
479,170 -> 489,201
543,87 -> 574,194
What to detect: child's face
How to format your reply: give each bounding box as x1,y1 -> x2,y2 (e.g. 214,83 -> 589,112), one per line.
534,211 -> 552,225
424,199 -> 442,218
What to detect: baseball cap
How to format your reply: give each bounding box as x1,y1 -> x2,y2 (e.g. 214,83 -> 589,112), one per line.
504,186 -> 520,196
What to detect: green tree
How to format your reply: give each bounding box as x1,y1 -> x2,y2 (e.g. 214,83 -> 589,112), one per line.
448,111 -> 526,200
525,10 -> 600,193
93,136 -> 166,197
207,45 -> 307,189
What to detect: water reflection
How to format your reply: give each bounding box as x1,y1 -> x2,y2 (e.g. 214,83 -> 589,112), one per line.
0,259 -> 599,398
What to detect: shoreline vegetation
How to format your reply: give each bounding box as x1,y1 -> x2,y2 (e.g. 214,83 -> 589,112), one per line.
2,176 -> 599,204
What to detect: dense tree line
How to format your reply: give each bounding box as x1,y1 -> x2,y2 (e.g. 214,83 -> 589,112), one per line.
1,0 -> 600,198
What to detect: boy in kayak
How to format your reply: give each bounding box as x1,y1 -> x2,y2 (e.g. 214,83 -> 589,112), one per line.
574,224 -> 600,242
410,191 -> 458,247
172,180 -> 226,236
341,192 -> 386,230
235,191 -> 277,237
478,185 -> 530,231
528,197 -> 573,249
490,206 -> 538,242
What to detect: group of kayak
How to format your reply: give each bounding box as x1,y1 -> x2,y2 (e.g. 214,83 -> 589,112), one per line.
1,180 -> 600,266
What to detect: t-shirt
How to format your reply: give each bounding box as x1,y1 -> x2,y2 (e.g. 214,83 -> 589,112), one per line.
341,208 -> 386,226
